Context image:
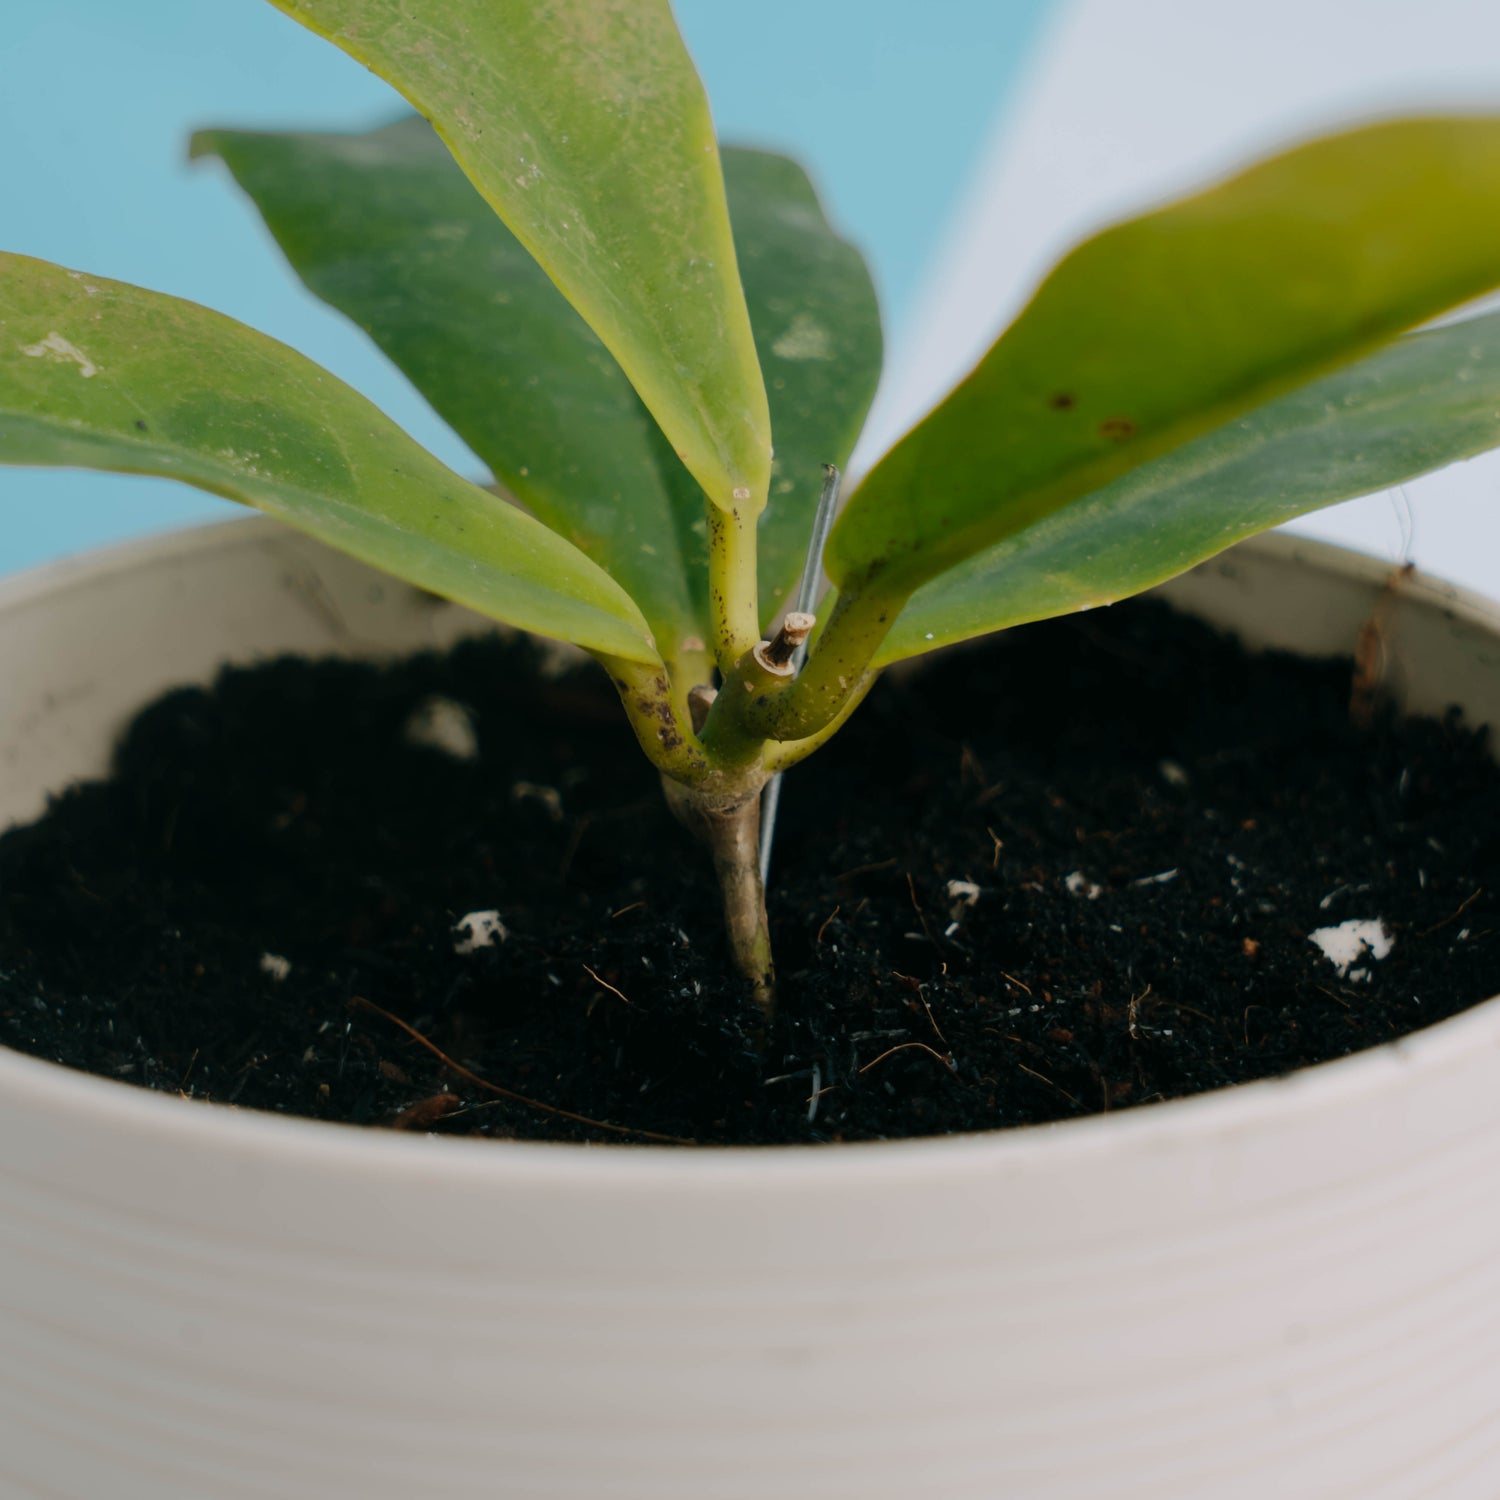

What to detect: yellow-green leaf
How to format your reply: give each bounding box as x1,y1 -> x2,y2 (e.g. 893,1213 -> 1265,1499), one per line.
830,117 -> 1500,606
264,0 -> 772,517
191,120 -> 880,661
0,253 -> 659,664
878,311 -> 1500,663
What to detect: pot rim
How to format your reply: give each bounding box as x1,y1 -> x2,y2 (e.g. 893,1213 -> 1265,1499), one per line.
2,515 -> 1496,1185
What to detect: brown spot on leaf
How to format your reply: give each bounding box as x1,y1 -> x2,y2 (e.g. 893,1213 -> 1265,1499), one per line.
1049,392 -> 1076,410
1099,417 -> 1136,441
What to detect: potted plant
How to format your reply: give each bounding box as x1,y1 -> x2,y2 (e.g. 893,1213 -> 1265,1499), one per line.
5,1 -> 1500,1494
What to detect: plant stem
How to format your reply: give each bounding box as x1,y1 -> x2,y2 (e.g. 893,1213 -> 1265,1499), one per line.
720,580 -> 901,744
599,651 -> 775,1018
665,638 -> 713,723
761,668 -> 878,773
662,778 -> 775,1018
707,505 -> 762,678
602,564 -> 900,1022
596,653 -> 710,786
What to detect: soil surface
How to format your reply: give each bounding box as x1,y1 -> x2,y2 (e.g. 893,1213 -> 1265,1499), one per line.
4,600 -> 1500,1145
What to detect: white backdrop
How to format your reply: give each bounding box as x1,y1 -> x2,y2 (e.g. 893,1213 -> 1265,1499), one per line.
864,0 -> 1500,597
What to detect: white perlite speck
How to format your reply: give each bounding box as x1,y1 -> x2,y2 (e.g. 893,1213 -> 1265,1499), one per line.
453,910 -> 508,954
259,952 -> 292,983
1308,918 -> 1394,978
946,879 -> 981,907
403,696 -> 479,760
1064,871 -> 1102,900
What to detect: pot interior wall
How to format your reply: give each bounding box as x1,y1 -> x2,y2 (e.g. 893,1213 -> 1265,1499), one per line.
1156,533 -> 1500,728
1,518 -> 1489,834
0,519 -> 492,830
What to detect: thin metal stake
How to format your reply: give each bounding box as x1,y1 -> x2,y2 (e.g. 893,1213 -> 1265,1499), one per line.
759,463 -> 843,886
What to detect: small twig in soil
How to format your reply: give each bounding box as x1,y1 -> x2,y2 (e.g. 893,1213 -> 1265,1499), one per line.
815,905 -> 841,944
806,1062 -> 824,1123
1420,886 -> 1483,937
348,996 -> 690,1145
609,900 -> 646,920
893,970 -> 948,1044
987,827 -> 1004,869
857,1040 -> 955,1077
804,1084 -> 840,1117
999,970 -> 1032,997
905,872 -> 940,949
581,963 -> 632,1004
1015,1062 -> 1082,1109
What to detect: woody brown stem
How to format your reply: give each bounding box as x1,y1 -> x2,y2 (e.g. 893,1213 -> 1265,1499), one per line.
663,779 -> 775,1022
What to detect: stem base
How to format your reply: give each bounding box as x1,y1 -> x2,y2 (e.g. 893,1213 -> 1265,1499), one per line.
663,778 -> 774,1020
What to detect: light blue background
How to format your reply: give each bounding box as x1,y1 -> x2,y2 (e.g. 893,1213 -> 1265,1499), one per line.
1,1 -> 1051,572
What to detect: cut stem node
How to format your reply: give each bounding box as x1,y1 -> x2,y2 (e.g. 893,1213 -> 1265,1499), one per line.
761,611 -> 816,669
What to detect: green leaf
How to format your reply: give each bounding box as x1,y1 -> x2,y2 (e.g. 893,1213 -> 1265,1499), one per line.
877,310 -> 1500,664
724,148 -> 883,612
192,120 -> 881,649
0,253 -> 660,664
264,0 -> 772,518
829,117 -> 1500,606
194,115 -> 704,662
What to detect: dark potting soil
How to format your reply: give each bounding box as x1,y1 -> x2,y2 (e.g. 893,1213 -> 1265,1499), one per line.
3,598 -> 1500,1145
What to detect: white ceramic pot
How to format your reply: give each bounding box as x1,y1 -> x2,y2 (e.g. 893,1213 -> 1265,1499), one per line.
2,518 -> 1499,1500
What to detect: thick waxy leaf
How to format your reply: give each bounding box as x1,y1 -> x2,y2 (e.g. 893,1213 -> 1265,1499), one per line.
829,117 -> 1500,606
878,311 -> 1500,664
264,0 -> 772,518
193,120 -> 881,647
195,115 -> 704,659
0,254 -> 659,664
726,148 -> 882,610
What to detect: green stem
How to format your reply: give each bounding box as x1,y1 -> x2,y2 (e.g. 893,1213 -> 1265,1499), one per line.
596,652 -> 711,786
708,505 -> 762,678
721,581 -> 902,744
601,504 -> 893,1025
761,668 -> 879,773
663,639 -> 713,727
